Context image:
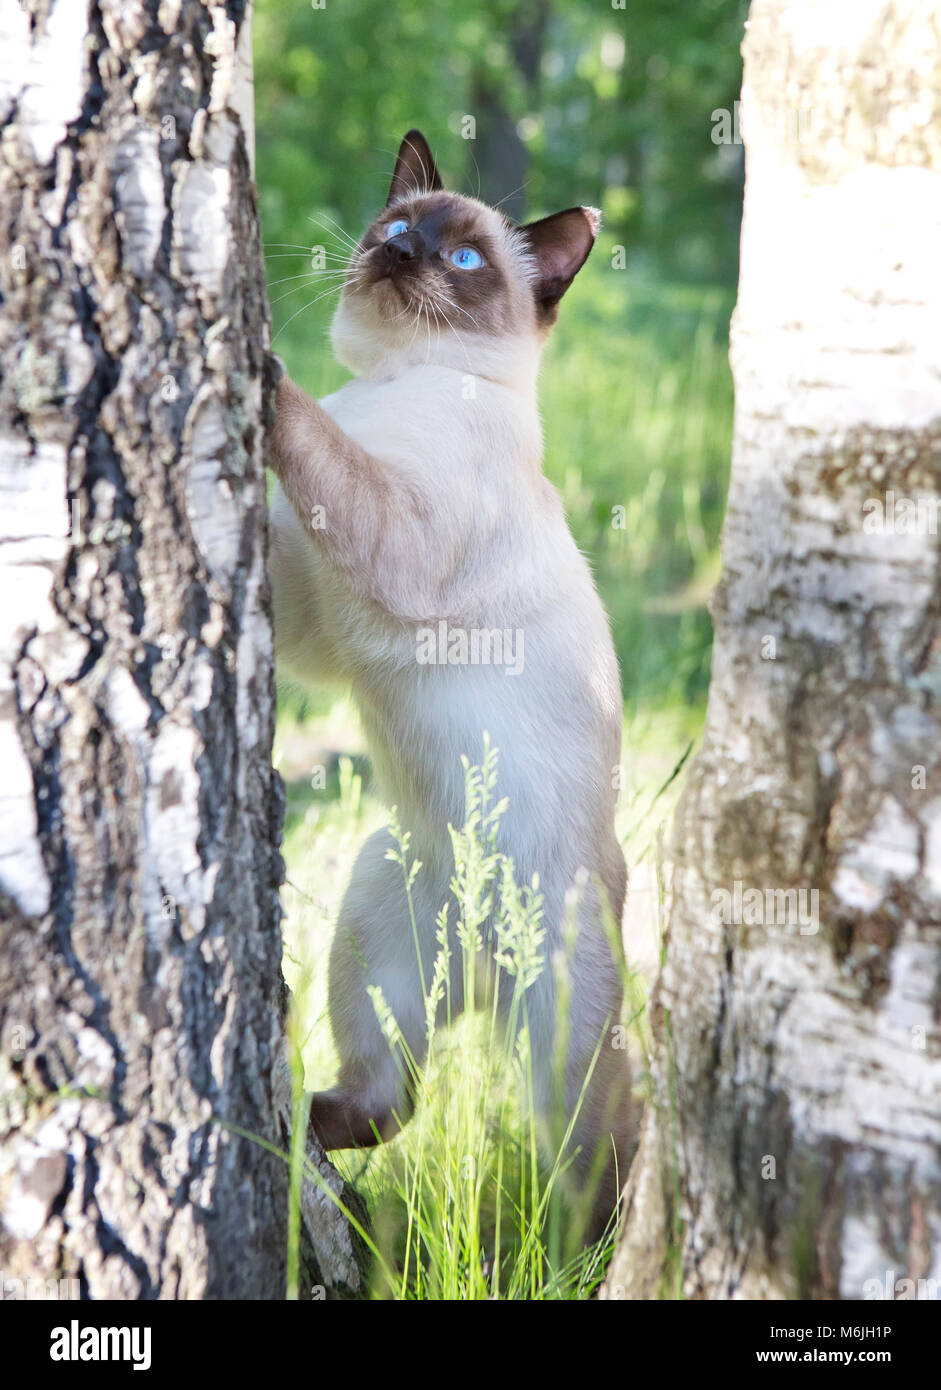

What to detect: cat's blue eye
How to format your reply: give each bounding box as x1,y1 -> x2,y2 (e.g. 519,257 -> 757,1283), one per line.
385,219 -> 409,239
449,246 -> 484,270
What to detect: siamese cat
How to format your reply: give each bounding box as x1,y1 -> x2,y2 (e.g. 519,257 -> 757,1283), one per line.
268,131 -> 633,1238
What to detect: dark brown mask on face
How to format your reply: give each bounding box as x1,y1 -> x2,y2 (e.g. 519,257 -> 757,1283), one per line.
344,130 -> 601,340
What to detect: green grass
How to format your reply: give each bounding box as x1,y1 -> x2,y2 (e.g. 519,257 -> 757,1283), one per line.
276,700 -> 700,1299
268,243 -> 731,1297
279,741 -> 672,1298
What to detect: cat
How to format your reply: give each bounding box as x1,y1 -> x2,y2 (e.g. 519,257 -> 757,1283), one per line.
267,130 -> 634,1240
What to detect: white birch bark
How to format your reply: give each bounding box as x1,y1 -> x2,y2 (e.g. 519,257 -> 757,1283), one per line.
608,0 -> 941,1300
0,0 -> 360,1298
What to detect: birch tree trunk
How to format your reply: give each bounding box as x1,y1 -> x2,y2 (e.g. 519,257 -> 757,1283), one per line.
609,0 -> 941,1300
0,0 -> 359,1299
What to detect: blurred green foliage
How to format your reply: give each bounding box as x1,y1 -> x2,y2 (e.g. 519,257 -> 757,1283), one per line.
256,0 -> 747,280
254,0 -> 741,709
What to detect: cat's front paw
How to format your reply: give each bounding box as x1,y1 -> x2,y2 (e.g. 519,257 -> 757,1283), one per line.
269,375 -> 317,481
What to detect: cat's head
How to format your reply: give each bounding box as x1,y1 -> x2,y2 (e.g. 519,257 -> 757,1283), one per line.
330,130 -> 600,387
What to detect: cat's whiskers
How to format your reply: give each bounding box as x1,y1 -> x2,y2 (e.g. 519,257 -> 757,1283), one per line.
272,280 -> 347,343
416,302 -> 430,363
306,212 -> 362,254
269,273 -> 351,309
267,269 -> 346,292
266,249 -> 352,262
435,288 -> 483,336
265,255 -> 352,266
383,283 -> 474,370
313,209 -> 364,251
424,299 -> 433,364
383,295 -> 415,326
429,295 -> 473,369
493,178 -> 533,213
264,241 -> 329,252
265,241 -> 357,329
470,150 -> 483,203
405,300 -> 425,358
419,295 -> 444,364
269,279 -> 316,308
341,258 -> 369,299
426,300 -> 443,362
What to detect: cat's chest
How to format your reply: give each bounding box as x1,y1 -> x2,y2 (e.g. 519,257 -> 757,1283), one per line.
308,368 -> 559,661
319,368 -> 526,487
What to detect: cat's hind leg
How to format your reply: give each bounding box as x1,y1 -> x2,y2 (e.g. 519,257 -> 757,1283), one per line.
308,827 -> 439,1151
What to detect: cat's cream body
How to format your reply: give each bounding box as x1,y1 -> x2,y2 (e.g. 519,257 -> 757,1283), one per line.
268,133 -> 632,1231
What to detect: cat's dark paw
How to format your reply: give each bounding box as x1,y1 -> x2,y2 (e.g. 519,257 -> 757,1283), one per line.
269,375 -> 319,480
267,375 -> 296,479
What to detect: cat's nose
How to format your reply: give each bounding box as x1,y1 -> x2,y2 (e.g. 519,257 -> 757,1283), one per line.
382,231 -> 422,272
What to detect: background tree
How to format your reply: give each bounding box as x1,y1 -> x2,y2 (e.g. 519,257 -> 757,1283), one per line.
254,0 -> 747,276
608,0 -> 941,1299
0,0 -> 359,1298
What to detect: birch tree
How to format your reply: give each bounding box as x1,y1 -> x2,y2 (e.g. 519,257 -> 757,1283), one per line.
609,0 -> 941,1299
0,0 -> 359,1299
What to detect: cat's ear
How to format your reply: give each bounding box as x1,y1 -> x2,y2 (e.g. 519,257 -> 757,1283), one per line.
387,130 -> 443,205
520,206 -> 601,312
